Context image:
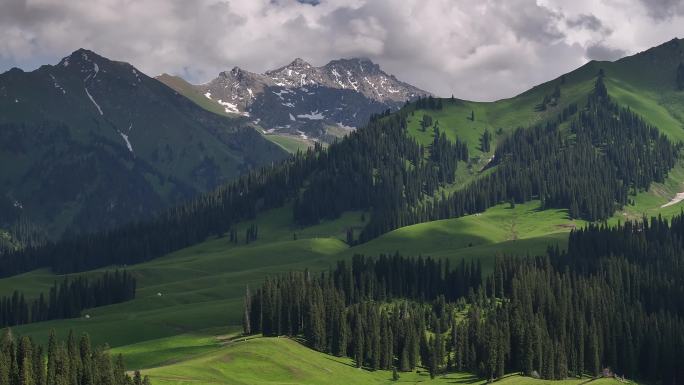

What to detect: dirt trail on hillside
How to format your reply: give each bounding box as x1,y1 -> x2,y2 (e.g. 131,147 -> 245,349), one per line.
661,192 -> 684,208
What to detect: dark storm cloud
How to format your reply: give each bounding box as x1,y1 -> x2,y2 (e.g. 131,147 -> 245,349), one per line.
638,0 -> 684,19
566,14 -> 609,33
0,0 -> 682,101
586,43 -> 628,61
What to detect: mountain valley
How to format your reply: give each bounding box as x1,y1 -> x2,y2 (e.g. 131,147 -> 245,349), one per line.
2,34 -> 684,385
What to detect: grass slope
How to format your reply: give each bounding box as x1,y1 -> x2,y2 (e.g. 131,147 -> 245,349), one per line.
156,74 -> 235,118
136,335 -> 635,385
348,201 -> 583,273
157,73 -> 314,154
3,201 -> 580,360
262,133 -> 313,153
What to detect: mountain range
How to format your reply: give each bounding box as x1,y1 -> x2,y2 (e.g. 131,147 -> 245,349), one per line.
0,49 -> 286,241
157,57 -> 427,142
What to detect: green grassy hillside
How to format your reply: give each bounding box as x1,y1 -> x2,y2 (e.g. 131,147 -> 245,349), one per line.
129,335 -> 636,385
3,201 -> 580,350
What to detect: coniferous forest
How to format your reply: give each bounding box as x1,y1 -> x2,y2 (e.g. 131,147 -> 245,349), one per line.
0,328 -> 147,385
0,270 -> 136,328
0,72 -> 678,283
246,213 -> 684,384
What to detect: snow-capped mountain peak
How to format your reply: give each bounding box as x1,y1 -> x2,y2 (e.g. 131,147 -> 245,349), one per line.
158,57 -> 429,142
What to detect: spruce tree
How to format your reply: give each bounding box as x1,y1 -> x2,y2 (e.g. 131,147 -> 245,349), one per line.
353,316 -> 364,368
17,336 -> 33,385
46,330 -> 56,385
243,286 -> 252,335
0,346 -> 9,385
399,345 -> 410,371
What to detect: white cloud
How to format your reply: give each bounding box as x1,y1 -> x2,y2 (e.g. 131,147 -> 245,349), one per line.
0,0 -> 682,101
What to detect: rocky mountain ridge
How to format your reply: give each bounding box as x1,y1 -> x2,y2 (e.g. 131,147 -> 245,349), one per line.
159,57 -> 429,141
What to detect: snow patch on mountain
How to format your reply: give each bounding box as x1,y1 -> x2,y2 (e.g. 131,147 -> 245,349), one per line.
296,130 -> 309,140
217,99 -> 249,116
118,131 -> 133,153
217,99 -> 239,114
336,122 -> 355,131
273,89 -> 290,100
84,88 -> 103,115
50,74 -> 66,94
297,110 -> 325,120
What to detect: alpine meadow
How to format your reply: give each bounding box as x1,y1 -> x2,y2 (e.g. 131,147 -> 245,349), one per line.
2,2 -> 684,385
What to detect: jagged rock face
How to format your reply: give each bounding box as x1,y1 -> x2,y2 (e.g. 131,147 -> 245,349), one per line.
192,58 -> 429,141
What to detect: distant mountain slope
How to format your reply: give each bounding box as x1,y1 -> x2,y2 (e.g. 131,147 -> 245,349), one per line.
157,58 -> 428,142
0,49 -> 287,240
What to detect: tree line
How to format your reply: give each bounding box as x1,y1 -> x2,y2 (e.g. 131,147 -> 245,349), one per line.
246,212 -> 684,384
0,328 -> 148,385
243,255 -> 481,374
0,270 -> 135,328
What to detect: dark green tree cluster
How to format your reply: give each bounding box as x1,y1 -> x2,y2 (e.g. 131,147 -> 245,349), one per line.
479,129 -> 492,153
247,213 -> 684,384
430,127 -> 469,184
0,270 -> 135,327
292,110 -> 468,227
419,114 -> 433,132
536,84 -> 562,111
245,255 -> 481,371
677,62 -> 684,90
0,217 -> 47,255
414,96 -> 443,110
0,329 -> 145,385
244,224 -> 258,244
227,228 -> 239,244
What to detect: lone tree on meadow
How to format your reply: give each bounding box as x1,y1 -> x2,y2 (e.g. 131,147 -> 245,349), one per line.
480,129 -> 492,152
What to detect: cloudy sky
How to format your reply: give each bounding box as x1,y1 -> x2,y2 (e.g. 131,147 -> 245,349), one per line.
1,0 -> 683,101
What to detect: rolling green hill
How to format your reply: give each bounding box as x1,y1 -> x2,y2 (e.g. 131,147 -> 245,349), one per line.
134,336 -> 636,385
2,39 -> 684,385
1,201 -> 574,349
